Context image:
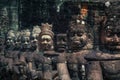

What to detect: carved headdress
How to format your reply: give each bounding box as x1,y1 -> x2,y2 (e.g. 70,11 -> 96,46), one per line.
68,20 -> 87,33
105,1 -> 120,17
39,23 -> 54,38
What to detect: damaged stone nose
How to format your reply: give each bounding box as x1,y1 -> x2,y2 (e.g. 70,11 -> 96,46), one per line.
33,38 -> 37,42
24,41 -> 28,45
42,40 -> 48,44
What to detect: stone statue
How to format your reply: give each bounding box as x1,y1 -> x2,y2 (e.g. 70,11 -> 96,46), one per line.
38,23 -> 58,80
85,2 -> 120,79
4,30 -> 16,80
67,17 -> 93,80
54,33 -> 71,80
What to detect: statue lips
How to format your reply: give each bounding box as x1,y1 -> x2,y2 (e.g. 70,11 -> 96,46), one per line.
42,44 -> 51,50
106,42 -> 120,50
57,44 -> 66,52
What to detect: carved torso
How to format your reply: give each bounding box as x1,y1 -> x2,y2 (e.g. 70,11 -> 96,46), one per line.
67,50 -> 91,80
101,60 -> 120,79
85,51 -> 120,80
67,50 -> 91,64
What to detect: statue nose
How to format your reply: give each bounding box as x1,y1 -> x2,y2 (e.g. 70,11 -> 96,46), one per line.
73,34 -> 80,40
60,40 -> 65,44
43,40 -> 47,44
24,41 -> 28,44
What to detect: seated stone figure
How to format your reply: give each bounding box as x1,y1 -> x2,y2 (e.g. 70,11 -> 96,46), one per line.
54,33 -> 71,80
67,17 -> 93,80
25,28 -> 45,80
85,10 -> 120,80
12,31 -> 28,80
4,30 -> 16,80
17,29 -> 44,80
30,25 -> 41,52
19,29 -> 31,63
38,23 -> 59,80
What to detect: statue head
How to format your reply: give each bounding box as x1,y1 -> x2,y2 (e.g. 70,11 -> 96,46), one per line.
67,20 -> 88,51
38,23 -> 54,51
21,29 -> 31,50
100,19 -> 120,51
31,25 -> 41,50
55,33 -> 67,52
14,31 -> 21,49
30,33 -> 38,50
6,30 -> 15,47
99,2 -> 120,52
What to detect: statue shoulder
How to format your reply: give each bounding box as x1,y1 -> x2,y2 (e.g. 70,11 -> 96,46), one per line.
85,50 -> 101,61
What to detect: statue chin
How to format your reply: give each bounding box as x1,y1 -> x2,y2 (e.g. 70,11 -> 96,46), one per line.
71,41 -> 86,49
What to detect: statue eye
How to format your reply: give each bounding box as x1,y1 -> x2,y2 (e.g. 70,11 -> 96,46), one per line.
106,31 -> 114,37
63,38 -> 67,42
47,39 -> 51,42
77,32 -> 83,36
27,40 -> 29,42
42,38 -> 51,42
60,37 -> 66,42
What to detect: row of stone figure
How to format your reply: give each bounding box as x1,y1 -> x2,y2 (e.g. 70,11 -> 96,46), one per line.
0,14 -> 120,80
0,4 -> 120,80
0,18 -> 90,80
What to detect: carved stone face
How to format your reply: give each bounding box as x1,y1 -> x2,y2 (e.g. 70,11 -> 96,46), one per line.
14,32 -> 21,49
31,34 -> 38,50
56,34 -> 67,52
6,37 -> 15,48
21,37 -> 30,49
6,30 -> 15,47
101,25 -> 120,51
40,35 -> 53,50
68,26 -> 87,50
14,37 -> 21,49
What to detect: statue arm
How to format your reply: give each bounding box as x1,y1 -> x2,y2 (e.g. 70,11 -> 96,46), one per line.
87,61 -> 103,80
57,53 -> 71,80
